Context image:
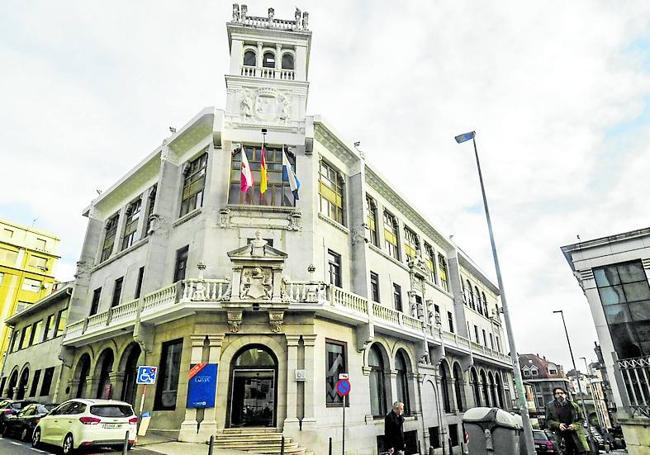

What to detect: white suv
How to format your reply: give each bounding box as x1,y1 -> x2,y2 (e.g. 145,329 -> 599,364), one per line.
32,398 -> 137,454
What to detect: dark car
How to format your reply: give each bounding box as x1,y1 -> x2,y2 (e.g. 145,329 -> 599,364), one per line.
533,429 -> 560,454
0,400 -> 38,432
2,403 -> 57,441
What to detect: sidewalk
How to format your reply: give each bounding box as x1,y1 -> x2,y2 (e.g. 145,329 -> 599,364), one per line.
135,431 -> 249,455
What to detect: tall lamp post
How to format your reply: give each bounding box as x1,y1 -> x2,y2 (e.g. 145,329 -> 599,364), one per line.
553,310 -> 594,453
455,131 -> 536,455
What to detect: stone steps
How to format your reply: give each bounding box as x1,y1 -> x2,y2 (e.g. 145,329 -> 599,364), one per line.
214,428 -> 306,455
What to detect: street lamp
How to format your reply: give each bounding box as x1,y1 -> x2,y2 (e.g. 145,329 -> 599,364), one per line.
455,131 -> 536,455
553,309 -> 594,453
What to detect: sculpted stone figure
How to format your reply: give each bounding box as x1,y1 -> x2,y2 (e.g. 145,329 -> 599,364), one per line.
232,4 -> 240,21
240,90 -> 254,118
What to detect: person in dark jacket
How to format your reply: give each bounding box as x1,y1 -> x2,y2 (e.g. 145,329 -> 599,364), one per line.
545,387 -> 589,454
384,401 -> 405,454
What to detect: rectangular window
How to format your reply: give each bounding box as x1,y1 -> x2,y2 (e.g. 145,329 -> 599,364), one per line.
173,246 -> 189,282
4,228 -> 14,238
424,243 -> 438,284
40,367 -> 54,396
16,301 -> 31,314
474,325 -> 480,343
135,267 -> 145,299
229,146 -> 298,207
393,284 -> 403,312
482,329 -> 488,346
438,254 -> 449,291
30,320 -> 43,346
319,160 -> 345,224
434,304 -> 441,325
10,329 -> 19,352
111,277 -> 123,307
327,250 -> 342,287
370,272 -> 380,303
326,340 -> 347,406
43,314 -> 54,342
121,198 -> 142,250
35,238 -> 47,250
20,325 -> 32,350
449,423 -> 459,447
0,248 -> 18,265
180,151 -> 208,216
100,214 -> 119,262
404,227 -> 419,259
55,309 -> 67,337
496,336 -> 501,352
90,288 -> 102,316
143,184 -> 157,236
490,333 -> 494,349
154,338 -> 183,410
366,195 -> 378,247
22,278 -> 42,292
30,370 -> 41,397
28,255 -> 48,271
447,311 -> 454,333
383,211 -> 400,260
593,260 -> 650,357
429,427 -> 441,449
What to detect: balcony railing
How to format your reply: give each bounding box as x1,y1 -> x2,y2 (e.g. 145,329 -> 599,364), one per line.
616,355 -> 650,418
240,66 -> 295,80
62,279 -> 510,365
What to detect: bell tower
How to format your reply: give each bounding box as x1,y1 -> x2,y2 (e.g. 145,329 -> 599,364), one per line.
224,5 -> 311,135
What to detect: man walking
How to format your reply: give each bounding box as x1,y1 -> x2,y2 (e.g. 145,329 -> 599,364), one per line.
545,387 -> 590,455
384,401 -> 406,455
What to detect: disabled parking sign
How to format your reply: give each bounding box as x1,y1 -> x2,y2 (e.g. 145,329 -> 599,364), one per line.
136,366 -> 158,385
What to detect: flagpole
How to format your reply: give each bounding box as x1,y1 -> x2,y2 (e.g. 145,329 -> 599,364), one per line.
457,131 -> 536,455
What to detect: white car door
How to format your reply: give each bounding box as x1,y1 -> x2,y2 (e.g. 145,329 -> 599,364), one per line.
40,402 -> 68,444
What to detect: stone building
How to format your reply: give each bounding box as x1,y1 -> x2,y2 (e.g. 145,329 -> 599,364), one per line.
57,7 -> 514,455
518,353 -> 570,426
562,227 -> 650,455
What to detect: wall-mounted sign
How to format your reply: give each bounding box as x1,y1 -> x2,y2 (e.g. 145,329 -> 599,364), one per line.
187,363 -> 218,409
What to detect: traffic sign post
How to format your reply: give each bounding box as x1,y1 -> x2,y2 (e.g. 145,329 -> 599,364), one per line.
136,366 -> 158,416
336,376 -> 351,455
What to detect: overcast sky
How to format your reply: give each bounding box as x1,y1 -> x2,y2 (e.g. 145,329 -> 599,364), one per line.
2,1 -> 650,372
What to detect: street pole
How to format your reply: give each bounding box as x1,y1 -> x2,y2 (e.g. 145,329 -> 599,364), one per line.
553,310 -> 594,452
580,357 -> 604,430
455,131 -> 536,455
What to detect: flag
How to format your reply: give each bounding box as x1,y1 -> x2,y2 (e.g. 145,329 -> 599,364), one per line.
454,131 -> 475,144
260,145 -> 268,194
240,147 -> 254,192
282,147 -> 301,200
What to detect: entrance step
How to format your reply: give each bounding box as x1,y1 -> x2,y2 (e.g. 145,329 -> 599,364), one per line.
215,428 -> 307,455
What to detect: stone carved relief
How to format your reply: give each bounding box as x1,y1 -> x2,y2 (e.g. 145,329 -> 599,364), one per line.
238,88 -> 292,123
219,208 -> 231,228
287,212 -> 302,231
240,266 -> 273,300
227,310 -> 243,333
268,310 -> 284,332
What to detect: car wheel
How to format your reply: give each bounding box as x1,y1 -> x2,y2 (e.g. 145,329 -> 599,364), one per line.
62,433 -> 75,454
31,428 -> 41,448
20,427 -> 29,442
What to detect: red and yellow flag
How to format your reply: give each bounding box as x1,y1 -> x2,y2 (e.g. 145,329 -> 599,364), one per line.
260,145 -> 268,194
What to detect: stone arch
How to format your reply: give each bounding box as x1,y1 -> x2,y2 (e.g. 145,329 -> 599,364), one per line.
495,371 -> 505,408
488,371 -> 497,407
94,348 -> 115,399
367,342 -> 391,417
17,364 -> 30,399
452,361 -> 466,412
439,359 -> 452,413
470,367 -> 481,407
281,51 -> 295,70
479,368 -> 490,406
118,342 -> 142,405
73,353 -> 92,398
390,342 -> 417,372
262,50 -> 275,68
7,368 -> 19,398
395,348 -> 413,415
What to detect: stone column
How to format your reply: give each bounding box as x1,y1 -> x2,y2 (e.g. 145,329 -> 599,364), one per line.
284,335 -> 301,431
179,335 -> 207,442
256,41 -> 263,75
87,376 -> 101,399
301,335 -> 317,427
109,372 -> 126,400
200,335 -> 223,436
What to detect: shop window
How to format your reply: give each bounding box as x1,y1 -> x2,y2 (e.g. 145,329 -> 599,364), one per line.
154,338 -> 183,410
325,340 -> 347,406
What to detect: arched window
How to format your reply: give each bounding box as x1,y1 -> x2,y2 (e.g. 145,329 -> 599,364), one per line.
453,363 -> 466,412
395,350 -> 410,415
480,370 -> 490,406
471,368 -> 481,407
474,286 -> 481,314
482,291 -> 488,316
495,373 -> 504,408
440,363 -> 451,413
95,349 -> 114,399
281,53 -> 294,70
369,344 -> 387,417
262,51 -> 275,68
243,50 -> 256,67
75,354 -> 91,398
467,280 -> 474,309
488,372 -> 497,407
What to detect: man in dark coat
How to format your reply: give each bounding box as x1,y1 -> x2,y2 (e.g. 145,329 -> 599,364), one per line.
384,401 -> 405,454
545,387 -> 589,454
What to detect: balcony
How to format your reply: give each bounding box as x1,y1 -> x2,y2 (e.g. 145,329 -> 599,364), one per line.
62,279 -> 511,365
240,65 -> 295,80
615,354 -> 650,418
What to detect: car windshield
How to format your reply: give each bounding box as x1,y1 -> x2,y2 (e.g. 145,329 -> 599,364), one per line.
10,402 -> 25,410
90,404 -> 133,417
38,404 -> 57,413
533,430 -> 548,440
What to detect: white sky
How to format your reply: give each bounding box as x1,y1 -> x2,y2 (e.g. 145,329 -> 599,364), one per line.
2,1 -> 650,372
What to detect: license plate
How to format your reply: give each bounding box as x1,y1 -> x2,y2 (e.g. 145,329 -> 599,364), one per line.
103,423 -> 122,429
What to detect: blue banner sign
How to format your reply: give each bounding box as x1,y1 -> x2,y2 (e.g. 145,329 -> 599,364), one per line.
187,363 -> 218,409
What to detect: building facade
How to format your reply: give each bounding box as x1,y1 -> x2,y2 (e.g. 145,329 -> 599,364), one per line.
57,7 -> 514,455
0,282 -> 71,403
518,353 -> 570,426
0,219 -> 60,354
562,227 -> 650,455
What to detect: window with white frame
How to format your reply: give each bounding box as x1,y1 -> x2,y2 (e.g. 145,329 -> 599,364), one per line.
180,151 -> 208,216
319,160 -> 345,224
121,198 -> 142,250
100,214 -> 119,262
383,211 -> 400,260
404,227 -> 419,259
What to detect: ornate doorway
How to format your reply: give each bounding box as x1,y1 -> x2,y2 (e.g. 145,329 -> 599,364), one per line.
228,345 -> 277,427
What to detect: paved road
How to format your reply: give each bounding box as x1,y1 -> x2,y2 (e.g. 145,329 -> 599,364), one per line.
0,435 -> 162,454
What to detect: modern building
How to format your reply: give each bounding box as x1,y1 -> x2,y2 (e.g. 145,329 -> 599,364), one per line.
562,227 -> 650,455
518,353 -> 570,425
0,219 -> 60,355
57,7 -> 514,455
0,282 -> 71,403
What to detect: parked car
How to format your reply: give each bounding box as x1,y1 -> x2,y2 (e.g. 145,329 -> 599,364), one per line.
533,429 -> 560,454
32,399 -> 137,454
0,400 -> 38,432
2,403 -> 57,441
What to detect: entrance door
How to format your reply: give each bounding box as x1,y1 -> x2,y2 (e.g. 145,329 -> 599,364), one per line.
230,369 -> 275,427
